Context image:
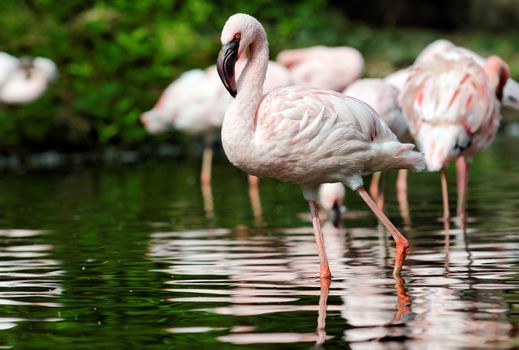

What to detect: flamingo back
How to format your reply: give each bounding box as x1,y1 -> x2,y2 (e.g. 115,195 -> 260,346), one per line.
344,78 -> 410,142
277,46 -> 364,91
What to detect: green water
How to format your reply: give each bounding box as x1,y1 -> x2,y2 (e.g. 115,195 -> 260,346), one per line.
0,135 -> 518,349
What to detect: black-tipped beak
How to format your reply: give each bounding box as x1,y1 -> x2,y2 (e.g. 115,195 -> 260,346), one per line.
217,38 -> 240,98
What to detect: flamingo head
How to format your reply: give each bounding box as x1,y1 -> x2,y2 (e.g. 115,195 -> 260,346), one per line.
217,13 -> 262,97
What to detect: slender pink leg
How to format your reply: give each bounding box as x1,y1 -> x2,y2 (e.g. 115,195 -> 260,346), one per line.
248,175 -> 263,226
396,169 -> 411,228
308,200 -> 332,279
456,157 -> 469,230
316,278 -> 330,346
357,187 -> 408,276
369,171 -> 381,201
377,172 -> 385,211
441,168 -> 450,231
201,181 -> 214,220
200,145 -> 213,186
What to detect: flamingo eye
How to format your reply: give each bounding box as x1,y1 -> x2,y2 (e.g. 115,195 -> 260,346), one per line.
234,33 -> 241,40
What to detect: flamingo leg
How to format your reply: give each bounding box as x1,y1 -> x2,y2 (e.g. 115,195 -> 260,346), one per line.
200,144 -> 213,186
377,172 -> 385,211
441,168 -> 450,230
308,200 -> 332,279
369,171 -> 381,201
248,175 -> 264,226
356,187 -> 408,276
456,157 -> 469,230
396,169 -> 411,228
201,181 -> 214,220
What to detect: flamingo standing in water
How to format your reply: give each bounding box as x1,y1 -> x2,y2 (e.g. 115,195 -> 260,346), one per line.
277,45 -> 364,91
217,13 -> 425,278
0,53 -> 57,104
399,53 -> 509,228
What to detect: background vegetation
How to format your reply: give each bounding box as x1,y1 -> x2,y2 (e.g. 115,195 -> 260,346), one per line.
1,0 -> 518,154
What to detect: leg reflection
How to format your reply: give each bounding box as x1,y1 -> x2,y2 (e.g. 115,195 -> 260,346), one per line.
316,278 -> 331,347
391,276 -> 411,324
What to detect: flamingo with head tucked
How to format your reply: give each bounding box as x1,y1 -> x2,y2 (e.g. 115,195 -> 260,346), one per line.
0,53 -> 57,105
216,13 -> 425,278
399,53 -> 509,228
141,59 -> 292,186
277,45 -> 364,92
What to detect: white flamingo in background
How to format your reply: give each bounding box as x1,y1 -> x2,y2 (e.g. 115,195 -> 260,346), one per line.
399,53 -> 509,229
277,45 -> 364,92
216,13 -> 425,278
141,60 -> 292,186
0,52 -> 57,104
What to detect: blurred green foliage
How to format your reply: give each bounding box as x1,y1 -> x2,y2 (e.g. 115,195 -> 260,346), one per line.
0,0 -> 518,153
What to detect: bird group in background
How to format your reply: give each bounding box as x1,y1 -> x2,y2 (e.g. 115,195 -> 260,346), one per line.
141,56 -> 292,186
139,13 -> 519,278
0,52 -> 57,105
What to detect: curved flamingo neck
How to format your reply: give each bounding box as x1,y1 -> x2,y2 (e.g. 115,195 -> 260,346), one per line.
236,31 -> 269,107
221,25 -> 269,171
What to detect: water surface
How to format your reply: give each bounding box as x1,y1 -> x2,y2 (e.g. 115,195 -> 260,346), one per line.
0,135 -> 518,349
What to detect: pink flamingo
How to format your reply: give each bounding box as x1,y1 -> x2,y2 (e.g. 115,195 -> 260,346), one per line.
399,53 -> 509,228
216,13 -> 425,278
344,78 -> 412,211
277,45 -> 364,91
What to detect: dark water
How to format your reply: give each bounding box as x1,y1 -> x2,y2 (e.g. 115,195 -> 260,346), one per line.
0,135 -> 518,349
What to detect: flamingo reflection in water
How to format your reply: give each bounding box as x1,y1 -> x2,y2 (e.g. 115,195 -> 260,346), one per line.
147,223 -> 410,347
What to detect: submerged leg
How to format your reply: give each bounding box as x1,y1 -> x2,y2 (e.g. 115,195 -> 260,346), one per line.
316,278 -> 331,347
308,200 -> 332,279
441,167 -> 450,231
456,157 -> 469,230
200,144 -> 213,186
357,187 -> 408,276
